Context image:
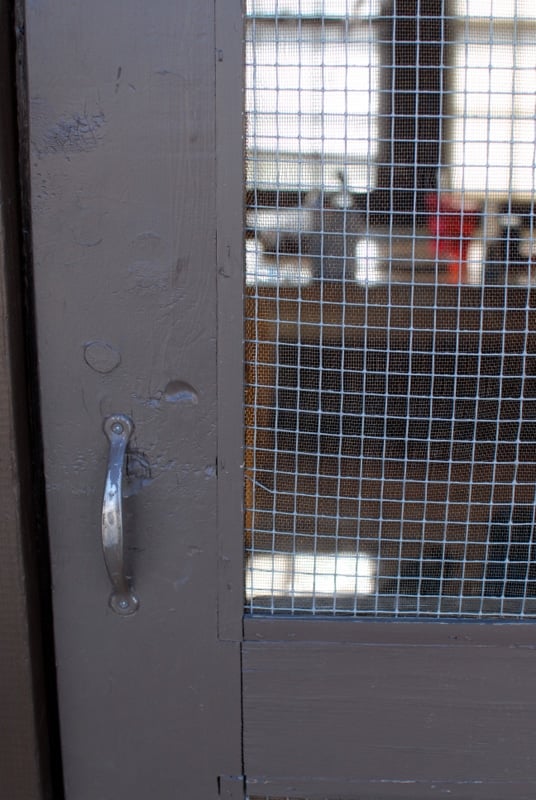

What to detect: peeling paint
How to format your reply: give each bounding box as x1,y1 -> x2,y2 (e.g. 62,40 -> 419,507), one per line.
39,110 -> 106,155
163,380 -> 198,405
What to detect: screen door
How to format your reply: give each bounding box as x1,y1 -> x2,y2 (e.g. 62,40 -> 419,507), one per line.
243,1 -> 536,797
24,0 -> 536,797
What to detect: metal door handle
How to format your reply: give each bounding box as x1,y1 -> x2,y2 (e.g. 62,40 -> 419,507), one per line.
102,414 -> 139,615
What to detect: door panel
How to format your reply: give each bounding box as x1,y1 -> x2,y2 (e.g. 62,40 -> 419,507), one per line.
243,2 -> 536,797
25,1 -> 242,798
244,620 -> 536,798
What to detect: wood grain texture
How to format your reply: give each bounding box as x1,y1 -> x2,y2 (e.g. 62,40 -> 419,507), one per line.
244,635 -> 536,796
25,1 -> 243,797
244,615 -> 536,646
216,0 -> 246,642
246,775 -> 536,799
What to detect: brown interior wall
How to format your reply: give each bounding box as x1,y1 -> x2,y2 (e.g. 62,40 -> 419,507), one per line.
245,285 -> 536,596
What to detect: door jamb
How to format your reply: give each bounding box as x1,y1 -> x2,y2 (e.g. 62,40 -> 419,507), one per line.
0,1 -> 59,797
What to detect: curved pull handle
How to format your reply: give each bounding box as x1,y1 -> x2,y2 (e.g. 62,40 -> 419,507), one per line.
102,414 -> 139,615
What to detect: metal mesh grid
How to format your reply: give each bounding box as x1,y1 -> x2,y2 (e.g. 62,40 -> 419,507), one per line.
244,0 -> 536,618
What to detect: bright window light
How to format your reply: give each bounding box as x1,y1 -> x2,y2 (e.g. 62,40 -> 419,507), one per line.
245,551 -> 377,599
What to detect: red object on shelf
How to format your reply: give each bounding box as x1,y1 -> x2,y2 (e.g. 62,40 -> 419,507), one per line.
426,193 -> 481,283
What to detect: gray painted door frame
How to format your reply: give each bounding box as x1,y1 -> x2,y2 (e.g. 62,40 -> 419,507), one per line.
25,1 -> 244,798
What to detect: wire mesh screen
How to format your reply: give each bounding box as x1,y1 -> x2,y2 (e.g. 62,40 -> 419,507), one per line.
244,0 -> 536,618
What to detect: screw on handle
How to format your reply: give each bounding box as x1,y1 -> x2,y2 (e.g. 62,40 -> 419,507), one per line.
102,414 -> 139,615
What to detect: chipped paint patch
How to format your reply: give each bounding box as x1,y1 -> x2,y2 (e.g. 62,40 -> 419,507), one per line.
40,110 -> 106,155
